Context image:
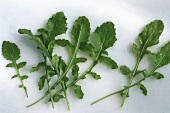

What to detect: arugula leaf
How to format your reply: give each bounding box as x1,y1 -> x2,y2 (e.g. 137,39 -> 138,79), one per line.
73,57 -> 87,65
2,41 -> 28,97
94,22 -> 116,50
53,94 -> 64,102
74,85 -> 84,99
30,62 -> 45,72
72,65 -> 79,81
47,12 -> 67,39
88,72 -> 101,80
99,56 -> 118,69
38,75 -> 46,90
139,84 -> 147,96
120,65 -> 131,75
151,72 -> 164,79
153,41 -> 170,69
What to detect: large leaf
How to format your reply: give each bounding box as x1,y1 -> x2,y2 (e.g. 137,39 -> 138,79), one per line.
137,20 -> 164,60
94,22 -> 116,50
153,41 -> 170,69
2,41 -> 20,61
46,12 -> 67,39
71,16 -> 90,44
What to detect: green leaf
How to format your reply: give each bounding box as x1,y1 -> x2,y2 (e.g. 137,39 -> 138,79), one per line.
139,84 -> 147,96
18,29 -> 49,57
53,94 -> 64,102
88,72 -> 101,80
120,65 -> 131,75
19,84 -> 25,88
37,28 -> 49,44
17,62 -> 26,69
71,16 -> 90,44
2,41 -> 20,61
59,58 -> 66,73
153,41 -> 170,69
79,43 -> 96,59
11,74 -> 19,79
94,22 -> 116,50
74,85 -> 84,99
99,56 -> 118,69
48,40 -> 55,55
38,75 -> 46,90
137,20 -> 164,59
6,63 -> 15,68
142,69 -> 149,78
47,66 -> 56,77
52,55 -> 60,75
132,43 -> 139,56
30,62 -> 45,73
55,39 -> 74,54
46,12 -> 67,39
21,75 -> 28,80
72,65 -> 79,81
101,50 -> 109,56
73,57 -> 87,65
138,20 -> 164,47
151,72 -> 164,79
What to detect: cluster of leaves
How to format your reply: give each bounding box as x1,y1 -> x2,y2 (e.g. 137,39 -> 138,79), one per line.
92,20 -> 170,106
18,11 -> 118,109
2,41 -> 28,97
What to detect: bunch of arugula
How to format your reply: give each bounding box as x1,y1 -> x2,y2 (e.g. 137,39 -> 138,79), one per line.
2,41 -> 28,97
18,11 -> 118,109
91,20 -> 170,107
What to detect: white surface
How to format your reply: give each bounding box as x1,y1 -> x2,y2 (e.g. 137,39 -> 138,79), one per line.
0,0 -> 170,113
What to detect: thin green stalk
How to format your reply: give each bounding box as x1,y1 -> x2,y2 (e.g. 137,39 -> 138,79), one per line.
44,57 -> 55,109
14,60 -> 28,97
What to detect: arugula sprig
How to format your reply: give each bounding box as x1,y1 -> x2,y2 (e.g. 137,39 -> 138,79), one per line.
2,41 -> 28,97
91,20 -> 168,106
43,21 -> 118,104
19,12 -> 68,109
18,11 -> 118,109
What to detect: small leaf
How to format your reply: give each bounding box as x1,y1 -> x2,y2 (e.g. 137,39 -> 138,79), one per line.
142,69 -> 149,78
21,75 -> 28,80
132,43 -> 139,56
101,50 -> 109,56
17,62 -> 26,69
55,39 -> 74,54
2,41 -> 20,61
30,62 -> 45,73
151,72 -> 164,79
59,58 -> 66,73
38,75 -> 46,90
88,72 -> 101,80
46,12 -> 67,39
48,40 -> 55,55
74,85 -> 84,99
19,84 -> 25,88
6,63 -> 15,68
47,66 -> 56,77
72,65 -> 79,81
18,29 -> 50,57
139,84 -> 147,96
11,74 -> 18,79
52,54 -> 60,75
37,28 -> 49,44
153,41 -> 170,69
94,22 -> 116,50
99,56 -> 118,69
79,42 -> 96,59
120,65 -> 131,75
53,94 -> 64,102
73,57 -> 87,65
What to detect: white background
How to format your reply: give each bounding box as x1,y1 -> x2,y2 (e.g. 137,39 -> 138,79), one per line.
0,0 -> 170,113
